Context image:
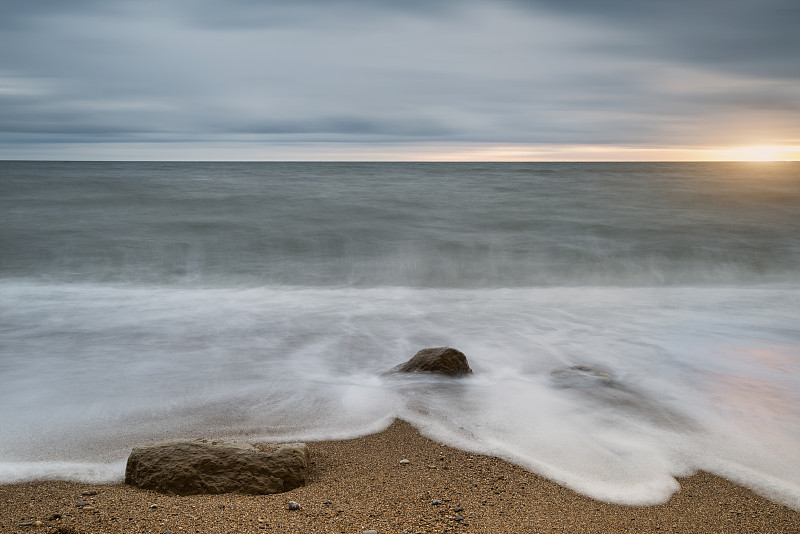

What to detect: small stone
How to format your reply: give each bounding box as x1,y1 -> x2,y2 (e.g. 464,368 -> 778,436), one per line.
386,347 -> 472,376
81,506 -> 95,511
48,513 -> 62,521
33,521 -> 43,527
150,504 -> 158,510
75,501 -> 89,507
454,516 -> 464,522
432,500 -> 443,505
399,459 -> 411,464
322,500 -> 333,505
363,530 -> 379,534
19,522 -> 33,527
288,501 -> 301,510
81,490 -> 97,496
453,506 -> 464,512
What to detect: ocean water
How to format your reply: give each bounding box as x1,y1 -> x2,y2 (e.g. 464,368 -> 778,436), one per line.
1,161 -> 798,507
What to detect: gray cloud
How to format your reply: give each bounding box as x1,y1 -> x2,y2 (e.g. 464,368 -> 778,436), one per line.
1,0 -> 798,158
520,0 -> 800,78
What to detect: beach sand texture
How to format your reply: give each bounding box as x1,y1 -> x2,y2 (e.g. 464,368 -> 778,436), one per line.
2,420 -> 798,534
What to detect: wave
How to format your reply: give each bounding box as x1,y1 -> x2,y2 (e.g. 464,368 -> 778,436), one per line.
1,281 -> 798,508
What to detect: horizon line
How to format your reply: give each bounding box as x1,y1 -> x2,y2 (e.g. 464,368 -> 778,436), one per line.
2,159 -> 798,163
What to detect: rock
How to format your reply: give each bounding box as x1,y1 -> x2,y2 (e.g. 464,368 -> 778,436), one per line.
386,347 -> 472,376
454,516 -> 464,522
432,499 -> 443,505
47,513 -> 62,521
288,501 -> 302,510
149,504 -> 158,509
550,365 -> 612,388
75,501 -> 89,507
19,522 -> 33,527
363,530 -> 379,534
399,459 -> 411,464
81,490 -> 97,496
125,439 -> 309,495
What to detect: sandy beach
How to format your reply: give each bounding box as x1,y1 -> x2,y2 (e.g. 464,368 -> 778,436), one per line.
2,420 -> 798,534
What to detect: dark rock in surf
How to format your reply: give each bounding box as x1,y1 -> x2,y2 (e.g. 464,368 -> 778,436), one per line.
125,439 -> 309,495
386,347 -> 473,377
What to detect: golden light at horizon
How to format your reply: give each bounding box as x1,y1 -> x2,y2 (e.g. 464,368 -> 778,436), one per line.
723,145 -> 800,162
411,144 -> 800,162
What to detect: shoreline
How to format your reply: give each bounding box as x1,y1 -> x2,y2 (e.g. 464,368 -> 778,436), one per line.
2,420 -> 798,533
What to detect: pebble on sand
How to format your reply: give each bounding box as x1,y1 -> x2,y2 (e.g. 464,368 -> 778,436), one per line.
288,500 -> 302,510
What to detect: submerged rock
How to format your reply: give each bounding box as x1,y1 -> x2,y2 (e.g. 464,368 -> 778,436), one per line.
550,365 -> 697,429
125,439 -> 309,495
386,347 -> 473,376
550,365 -> 612,388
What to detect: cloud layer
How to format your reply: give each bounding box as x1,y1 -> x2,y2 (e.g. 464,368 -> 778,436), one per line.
2,0 -> 799,159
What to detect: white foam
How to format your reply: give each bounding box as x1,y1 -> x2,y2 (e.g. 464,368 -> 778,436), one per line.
0,461 -> 126,484
1,282 -> 798,509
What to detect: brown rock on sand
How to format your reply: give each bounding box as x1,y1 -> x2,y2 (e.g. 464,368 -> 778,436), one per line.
125,439 -> 309,495
386,347 -> 473,376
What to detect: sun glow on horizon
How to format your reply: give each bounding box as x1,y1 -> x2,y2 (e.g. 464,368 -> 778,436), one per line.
3,141 -> 800,162
722,145 -> 800,162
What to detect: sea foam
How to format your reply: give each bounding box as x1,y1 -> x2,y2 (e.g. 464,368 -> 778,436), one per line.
1,282 -> 798,508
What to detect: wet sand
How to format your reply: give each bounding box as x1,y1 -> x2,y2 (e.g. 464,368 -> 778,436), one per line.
2,420 -> 798,533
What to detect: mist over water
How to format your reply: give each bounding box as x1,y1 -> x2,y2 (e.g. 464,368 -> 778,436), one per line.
1,162 -> 799,507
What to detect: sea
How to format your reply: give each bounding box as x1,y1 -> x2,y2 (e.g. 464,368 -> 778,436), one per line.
1,161 -> 798,508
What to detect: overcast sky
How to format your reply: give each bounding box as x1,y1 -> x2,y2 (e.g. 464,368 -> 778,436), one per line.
2,0 -> 799,160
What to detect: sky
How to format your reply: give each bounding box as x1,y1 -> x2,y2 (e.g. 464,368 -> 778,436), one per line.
1,0 -> 799,161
